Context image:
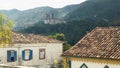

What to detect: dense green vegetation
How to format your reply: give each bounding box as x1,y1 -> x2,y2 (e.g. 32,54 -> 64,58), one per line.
48,33 -> 65,41
20,19 -> 109,45
0,13 -> 14,47
65,0 -> 120,26
48,33 -> 71,51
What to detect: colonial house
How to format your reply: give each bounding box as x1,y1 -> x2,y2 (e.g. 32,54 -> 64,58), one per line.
62,27 -> 120,68
0,32 -> 63,68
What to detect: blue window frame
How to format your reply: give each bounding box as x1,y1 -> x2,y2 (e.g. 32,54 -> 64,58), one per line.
7,50 -> 17,62
22,49 -> 33,61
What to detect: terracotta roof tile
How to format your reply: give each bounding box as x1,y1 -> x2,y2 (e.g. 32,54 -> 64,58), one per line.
63,27 -> 120,60
12,32 -> 61,43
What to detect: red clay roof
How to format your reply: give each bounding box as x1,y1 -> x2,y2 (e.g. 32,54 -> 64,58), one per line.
63,27 -> 120,60
12,32 -> 62,43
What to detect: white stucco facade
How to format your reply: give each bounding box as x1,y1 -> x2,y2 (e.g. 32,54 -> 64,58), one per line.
71,60 -> 120,68
0,43 -> 63,68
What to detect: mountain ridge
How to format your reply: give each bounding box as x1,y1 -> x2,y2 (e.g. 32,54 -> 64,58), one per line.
0,4 -> 80,30
65,0 -> 120,26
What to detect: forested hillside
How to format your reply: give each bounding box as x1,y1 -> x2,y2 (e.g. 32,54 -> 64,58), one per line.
21,0 -> 120,45
21,20 -> 109,45
65,0 -> 120,26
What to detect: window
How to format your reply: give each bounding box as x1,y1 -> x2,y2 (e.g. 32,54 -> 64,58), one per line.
7,50 -> 17,62
22,49 -> 33,61
68,60 -> 71,68
39,49 -> 45,59
80,63 -> 88,68
104,65 -> 109,68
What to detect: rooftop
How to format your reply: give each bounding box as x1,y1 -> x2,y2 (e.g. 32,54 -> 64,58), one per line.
12,32 -> 62,44
63,27 -> 120,60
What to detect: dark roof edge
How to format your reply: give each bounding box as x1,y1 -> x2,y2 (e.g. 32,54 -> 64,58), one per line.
61,55 -> 120,61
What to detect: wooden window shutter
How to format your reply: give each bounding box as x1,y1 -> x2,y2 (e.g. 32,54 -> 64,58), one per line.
22,50 -> 25,60
7,51 -> 11,62
29,50 -> 33,60
14,51 -> 17,61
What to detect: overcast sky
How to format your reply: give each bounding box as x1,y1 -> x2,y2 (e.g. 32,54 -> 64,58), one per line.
0,0 -> 86,10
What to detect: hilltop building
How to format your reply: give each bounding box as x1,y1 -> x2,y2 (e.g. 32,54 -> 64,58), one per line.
0,32 -> 63,68
62,27 -> 120,68
44,13 -> 66,24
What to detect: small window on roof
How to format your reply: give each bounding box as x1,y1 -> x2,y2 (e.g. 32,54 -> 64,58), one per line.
104,65 -> 109,68
80,63 -> 88,68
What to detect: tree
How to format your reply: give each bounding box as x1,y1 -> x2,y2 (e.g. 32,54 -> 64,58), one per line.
0,13 -> 14,47
63,42 -> 71,51
48,33 -> 65,41
48,33 -> 71,51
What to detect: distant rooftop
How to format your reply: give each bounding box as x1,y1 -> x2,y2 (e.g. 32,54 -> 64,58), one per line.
12,32 -> 62,44
63,27 -> 120,60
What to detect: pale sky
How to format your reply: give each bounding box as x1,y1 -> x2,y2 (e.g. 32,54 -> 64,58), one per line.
0,0 -> 86,10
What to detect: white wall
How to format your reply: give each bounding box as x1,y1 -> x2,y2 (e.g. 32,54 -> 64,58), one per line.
0,43 -> 63,68
0,48 -> 18,66
0,64 -> 36,68
71,60 -> 120,68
